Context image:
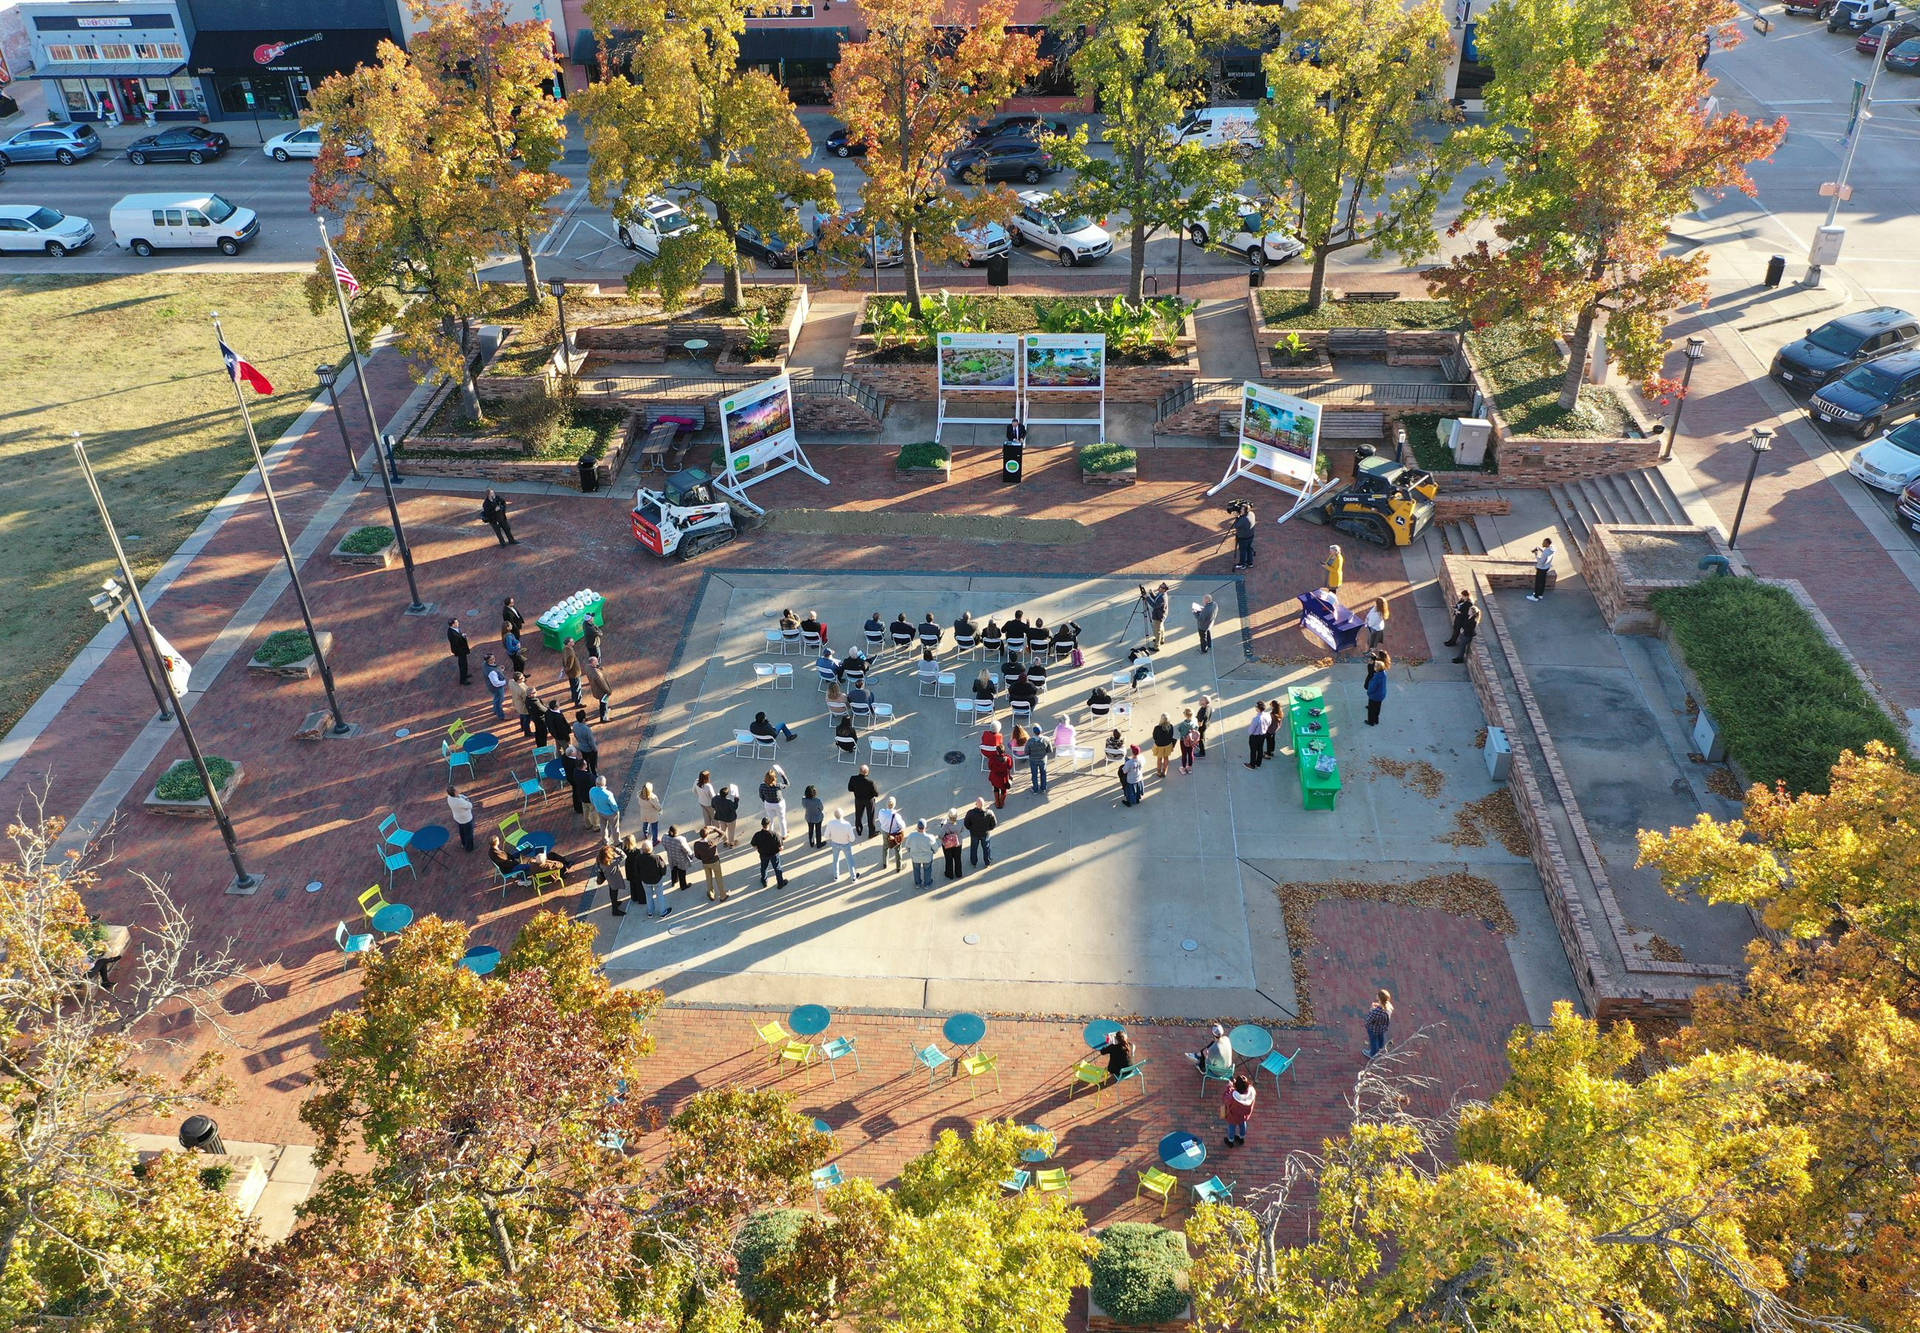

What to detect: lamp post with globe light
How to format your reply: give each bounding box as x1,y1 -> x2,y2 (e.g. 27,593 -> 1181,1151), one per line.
1728,427 -> 1773,549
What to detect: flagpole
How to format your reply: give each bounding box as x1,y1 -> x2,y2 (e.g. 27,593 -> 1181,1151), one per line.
212,313 -> 354,738
70,433 -> 260,895
316,217 -> 431,615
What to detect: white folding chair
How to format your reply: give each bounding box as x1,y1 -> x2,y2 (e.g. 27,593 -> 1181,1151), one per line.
937,672 -> 957,698
827,697 -> 850,723
818,667 -> 838,694
1110,670 -> 1131,691
836,743 -> 857,765
782,629 -> 804,655
872,702 -> 895,729
865,630 -> 885,657
764,629 -> 785,656
754,663 -> 778,690
918,668 -> 940,697
972,703 -> 995,731
954,697 -> 977,726
955,634 -> 978,658
888,738 -> 911,768
850,700 -> 873,729
1113,701 -> 1133,722
734,730 -> 775,759
802,630 -> 823,655
868,736 -> 890,767
1011,700 -> 1033,727
773,664 -> 795,690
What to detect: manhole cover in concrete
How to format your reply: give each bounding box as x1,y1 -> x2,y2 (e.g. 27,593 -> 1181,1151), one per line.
963,934 -> 980,945
395,727 -> 411,739
305,880 -> 324,894
1181,939 -> 1199,952
467,608 -> 480,617
944,750 -> 967,765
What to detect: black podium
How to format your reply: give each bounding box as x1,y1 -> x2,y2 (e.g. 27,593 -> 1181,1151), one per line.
1001,439 -> 1024,484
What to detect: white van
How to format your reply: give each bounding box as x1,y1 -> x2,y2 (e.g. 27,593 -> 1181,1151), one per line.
616,194 -> 698,258
109,192 -> 259,257
1168,107 -> 1259,151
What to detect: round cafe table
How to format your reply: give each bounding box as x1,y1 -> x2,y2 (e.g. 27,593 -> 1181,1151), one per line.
1083,1019 -> 1124,1050
409,823 -> 451,870
463,731 -> 500,760
943,1012 -> 986,1048
516,831 -> 557,856
459,945 -> 501,976
790,1004 -> 832,1037
371,902 -> 414,934
1229,1024 -> 1274,1066
541,759 -> 568,783
1158,1130 -> 1207,1172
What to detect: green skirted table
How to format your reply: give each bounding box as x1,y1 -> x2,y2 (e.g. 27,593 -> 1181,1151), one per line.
1288,685 -> 1341,811
536,590 -> 606,652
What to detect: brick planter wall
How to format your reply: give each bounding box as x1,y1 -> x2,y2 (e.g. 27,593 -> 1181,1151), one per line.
1453,335 -> 1662,487
1432,496 -> 1511,523
398,410 -> 640,492
1242,293 -> 1462,366
570,285 -> 807,363
1584,524 -> 1743,635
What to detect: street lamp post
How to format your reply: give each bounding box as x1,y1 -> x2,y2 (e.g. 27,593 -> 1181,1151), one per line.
1661,335 -> 1706,462
90,577 -> 172,722
550,279 -> 572,391
71,434 -> 260,895
314,363 -> 364,481
1727,427 -> 1774,549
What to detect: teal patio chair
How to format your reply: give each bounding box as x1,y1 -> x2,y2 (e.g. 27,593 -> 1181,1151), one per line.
376,841 -> 416,885
1259,1047 -> 1301,1095
377,813 -> 414,849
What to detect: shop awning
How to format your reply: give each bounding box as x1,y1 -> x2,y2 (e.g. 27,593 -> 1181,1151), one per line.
32,59 -> 184,79
736,26 -> 848,63
187,28 -> 394,76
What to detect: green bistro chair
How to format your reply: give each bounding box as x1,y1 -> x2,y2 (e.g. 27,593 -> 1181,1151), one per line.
1034,1167 -> 1072,1201
377,813 -> 414,850
820,1034 -> 861,1080
510,769 -> 548,810
1000,1168 -> 1031,1194
376,841 -> 416,885
1137,1166 -> 1178,1218
1198,1059 -> 1234,1101
1114,1058 -> 1150,1097
1069,1060 -> 1112,1107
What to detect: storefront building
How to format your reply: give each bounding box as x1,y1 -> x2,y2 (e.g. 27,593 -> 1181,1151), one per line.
20,0 -> 203,123
182,0 -> 406,122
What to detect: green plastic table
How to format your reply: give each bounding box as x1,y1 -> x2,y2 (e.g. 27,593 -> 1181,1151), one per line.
1298,742 -> 1341,810
537,597 -> 605,652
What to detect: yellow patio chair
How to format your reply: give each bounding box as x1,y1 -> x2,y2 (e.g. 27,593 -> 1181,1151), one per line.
357,885 -> 390,923
497,812 -> 528,850
1034,1167 -> 1072,1201
448,717 -> 471,748
531,865 -> 562,897
779,1040 -> 815,1083
1069,1060 -> 1111,1106
1137,1166 -> 1178,1218
754,1019 -> 791,1062
959,1051 -> 1001,1100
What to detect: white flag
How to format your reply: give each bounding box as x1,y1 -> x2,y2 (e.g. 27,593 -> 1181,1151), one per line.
147,626 -> 193,696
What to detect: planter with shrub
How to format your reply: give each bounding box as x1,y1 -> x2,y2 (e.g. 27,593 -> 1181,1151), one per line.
331,524 -> 398,568
733,1207 -> 812,1327
1087,1223 -> 1192,1330
895,441 -> 950,480
247,628 -> 333,681
1267,330 -> 1333,378
143,757 -> 243,819
1079,440 -> 1138,485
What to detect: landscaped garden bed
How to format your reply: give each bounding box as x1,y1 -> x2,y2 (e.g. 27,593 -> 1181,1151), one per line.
143,757 -> 243,819
1651,577 -> 1908,794
1078,440 -> 1137,485
1256,292 -> 1463,331
1463,323 -> 1635,439
331,524 -> 398,568
247,628 -> 333,680
895,441 -> 950,480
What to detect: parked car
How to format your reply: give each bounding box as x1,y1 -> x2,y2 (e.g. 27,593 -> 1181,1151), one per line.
733,221 -> 814,268
618,194 -> 698,257
1828,0 -> 1896,32
822,125 -> 871,158
0,122 -> 101,166
1166,106 -> 1259,150
1849,419 -> 1920,490
811,210 -> 903,266
1809,348 -> 1920,439
109,192 -> 258,256
1010,191 -> 1112,266
1887,35 -> 1920,67
1899,474 -> 1920,530
1185,193 -> 1304,265
126,125 -> 229,165
0,204 -> 95,256
1857,17 -> 1920,49
966,114 -> 1069,144
947,140 -> 1056,184
1771,306 -> 1920,390
955,218 -> 1012,265
1779,0 -> 1839,17
260,125 -> 366,161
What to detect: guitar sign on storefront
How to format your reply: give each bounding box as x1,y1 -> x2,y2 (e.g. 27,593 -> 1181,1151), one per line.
254,33 -> 323,65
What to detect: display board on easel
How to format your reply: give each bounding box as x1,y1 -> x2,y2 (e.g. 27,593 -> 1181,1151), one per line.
715,373 -> 828,514
1207,381 -> 1340,521
1021,333 -> 1107,442
935,333 -> 1020,443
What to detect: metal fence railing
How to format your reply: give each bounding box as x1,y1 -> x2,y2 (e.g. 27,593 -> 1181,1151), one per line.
1158,378 -> 1474,424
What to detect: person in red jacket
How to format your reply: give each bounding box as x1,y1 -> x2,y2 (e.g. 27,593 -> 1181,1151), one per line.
1222,1072 -> 1257,1148
986,746 -> 1014,809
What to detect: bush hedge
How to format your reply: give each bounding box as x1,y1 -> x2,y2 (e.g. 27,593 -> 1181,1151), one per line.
896,441 -> 949,470
1091,1223 -> 1190,1325
733,1207 -> 811,1316
252,629 -> 316,667
1651,578 -> 1908,794
154,757 -> 235,802
1078,441 -> 1137,474
338,525 -> 395,555
1257,292 -> 1462,330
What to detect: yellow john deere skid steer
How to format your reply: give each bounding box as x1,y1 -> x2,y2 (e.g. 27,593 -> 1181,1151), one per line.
1299,448 -> 1438,547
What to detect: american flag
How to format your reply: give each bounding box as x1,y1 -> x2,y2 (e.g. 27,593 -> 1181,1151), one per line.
327,243 -> 360,295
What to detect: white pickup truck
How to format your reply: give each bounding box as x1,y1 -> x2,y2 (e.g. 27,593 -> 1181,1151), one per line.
1827,0 -> 1898,32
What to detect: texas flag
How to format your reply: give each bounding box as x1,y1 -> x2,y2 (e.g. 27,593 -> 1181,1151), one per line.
220,339 -> 274,395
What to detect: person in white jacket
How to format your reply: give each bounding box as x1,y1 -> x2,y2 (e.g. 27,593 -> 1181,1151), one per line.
824,809 -> 858,881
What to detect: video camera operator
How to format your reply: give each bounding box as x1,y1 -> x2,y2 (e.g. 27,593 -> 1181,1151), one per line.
1225,500 -> 1256,570
1139,582 -> 1170,649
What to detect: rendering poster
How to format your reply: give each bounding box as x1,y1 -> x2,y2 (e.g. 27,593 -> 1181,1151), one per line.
936,332 -> 1020,389
720,373 -> 796,470
1238,381 -> 1322,483
1023,334 -> 1106,391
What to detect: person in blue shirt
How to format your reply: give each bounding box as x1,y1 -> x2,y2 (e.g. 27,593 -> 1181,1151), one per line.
1365,649 -> 1391,726
815,646 -> 840,684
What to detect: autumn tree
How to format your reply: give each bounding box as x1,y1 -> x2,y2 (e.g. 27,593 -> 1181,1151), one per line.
1187,1006 -> 1842,1332
404,0 -> 571,302
830,0 -> 1041,315
0,814 -> 255,1330
574,0 -> 835,310
1425,0 -> 1784,409
1246,0 -> 1461,313
1047,0 -> 1251,300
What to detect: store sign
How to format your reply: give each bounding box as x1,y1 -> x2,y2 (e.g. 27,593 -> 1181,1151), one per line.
78,16 -> 135,27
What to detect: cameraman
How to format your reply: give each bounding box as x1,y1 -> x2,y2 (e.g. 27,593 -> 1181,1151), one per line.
1140,582 -> 1170,649
1227,501 -> 1256,570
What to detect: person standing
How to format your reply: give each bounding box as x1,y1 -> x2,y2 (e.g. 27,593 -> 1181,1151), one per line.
1365,597 -> 1388,650
1365,988 -> 1394,1058
906,819 -> 938,888
1151,713 -> 1177,778
1264,698 -> 1282,761
1195,695 -> 1212,758
1025,723 -> 1053,793
963,798 -> 997,867
1322,544 -> 1344,594
1178,709 -> 1198,774
629,838 -> 669,916
509,672 -> 534,738
447,618 -> 472,685
847,765 -> 879,838
940,810 -> 965,880
590,773 -> 621,844
585,655 -> 613,722
481,487 -> 515,545
695,771 -> 716,827
660,825 -> 694,893
802,784 -> 825,848
632,783 -> 660,842
566,750 -> 594,826
1222,1073 -> 1257,1148
581,615 -> 603,664
758,765 -> 790,838
875,797 -> 908,873
986,746 -> 1013,809
483,655 -> 508,719
711,785 -> 741,847
1527,538 -> 1555,602
503,626 -> 527,677
1194,594 -> 1218,653
1245,702 -> 1268,769
501,595 -> 524,641
562,637 -> 585,707
572,711 -> 599,774
595,844 -> 629,915
1231,503 -> 1257,570
1365,651 -> 1391,726
1143,582 -> 1170,649
1119,746 -> 1145,806
694,827 -> 727,901
446,784 -> 476,852
1446,592 -> 1480,664
824,808 -> 859,881
751,817 -> 788,889
544,700 -> 572,758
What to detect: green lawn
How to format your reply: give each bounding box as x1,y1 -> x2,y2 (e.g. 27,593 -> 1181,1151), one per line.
1464,323 -> 1636,439
0,274 -> 341,736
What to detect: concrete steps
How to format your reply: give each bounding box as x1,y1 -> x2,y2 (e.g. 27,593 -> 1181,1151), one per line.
1546,467 -> 1691,550
1435,515 -> 1491,557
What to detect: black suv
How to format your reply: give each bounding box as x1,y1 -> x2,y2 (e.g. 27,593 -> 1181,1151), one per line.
1772,306 -> 1920,390
1809,348 -> 1920,439
733,222 -> 814,268
947,140 -> 1056,184
967,114 -> 1069,144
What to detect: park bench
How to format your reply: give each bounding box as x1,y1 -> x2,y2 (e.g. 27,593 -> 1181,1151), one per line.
1320,411 -> 1387,442
1327,328 -> 1389,359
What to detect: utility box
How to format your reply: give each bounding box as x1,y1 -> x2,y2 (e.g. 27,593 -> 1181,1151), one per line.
1485,726 -> 1512,781
1449,417 -> 1493,467
1692,709 -> 1728,762
1808,225 -> 1846,268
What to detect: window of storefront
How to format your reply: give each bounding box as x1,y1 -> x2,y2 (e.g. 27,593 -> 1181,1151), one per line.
213,73 -> 298,118
57,76 -> 116,116
142,75 -> 202,112
98,42 -> 134,59
45,44 -> 75,62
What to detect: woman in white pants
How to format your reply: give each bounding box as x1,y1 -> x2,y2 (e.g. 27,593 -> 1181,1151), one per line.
758,765 -> 791,839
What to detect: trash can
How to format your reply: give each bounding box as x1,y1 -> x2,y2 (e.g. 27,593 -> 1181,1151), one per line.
986,254 -> 1010,288
577,454 -> 601,493
1764,254 -> 1786,288
179,1115 -> 225,1155
1248,264 -> 1266,289
1001,439 -> 1024,484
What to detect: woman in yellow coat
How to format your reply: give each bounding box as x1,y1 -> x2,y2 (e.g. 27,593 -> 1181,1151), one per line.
1322,543 -> 1344,592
